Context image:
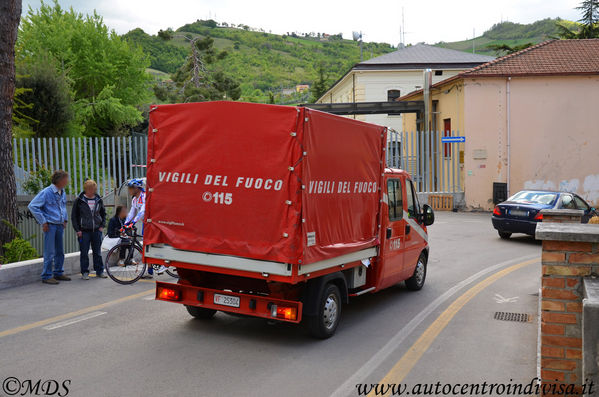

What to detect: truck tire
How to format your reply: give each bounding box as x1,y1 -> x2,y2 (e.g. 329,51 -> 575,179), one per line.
498,231 -> 512,239
306,283 -> 342,339
405,253 -> 427,291
185,305 -> 216,319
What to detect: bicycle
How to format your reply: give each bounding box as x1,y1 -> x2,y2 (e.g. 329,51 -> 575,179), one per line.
105,226 -> 178,284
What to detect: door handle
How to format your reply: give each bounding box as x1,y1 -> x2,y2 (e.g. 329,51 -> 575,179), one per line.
386,228 -> 392,239
405,224 -> 411,234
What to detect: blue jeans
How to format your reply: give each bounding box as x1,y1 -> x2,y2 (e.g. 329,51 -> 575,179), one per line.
42,224 -> 65,280
79,230 -> 104,275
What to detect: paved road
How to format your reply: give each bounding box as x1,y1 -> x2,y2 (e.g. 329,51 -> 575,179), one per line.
0,212 -> 541,397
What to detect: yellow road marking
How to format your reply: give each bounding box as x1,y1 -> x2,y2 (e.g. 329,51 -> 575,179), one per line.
0,287 -> 155,339
369,257 -> 539,396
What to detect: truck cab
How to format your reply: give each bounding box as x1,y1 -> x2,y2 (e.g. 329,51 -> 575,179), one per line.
374,168 -> 434,292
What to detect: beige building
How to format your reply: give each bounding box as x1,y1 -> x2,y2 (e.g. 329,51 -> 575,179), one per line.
400,39 -> 599,210
316,44 -> 493,131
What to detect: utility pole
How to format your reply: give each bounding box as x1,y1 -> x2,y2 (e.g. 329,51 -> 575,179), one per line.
472,28 -> 475,54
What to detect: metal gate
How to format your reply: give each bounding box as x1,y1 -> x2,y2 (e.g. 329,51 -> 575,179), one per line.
386,130 -> 464,194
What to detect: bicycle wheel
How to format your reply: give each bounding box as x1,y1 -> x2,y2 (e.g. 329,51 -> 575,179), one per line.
105,242 -> 146,285
165,267 -> 178,278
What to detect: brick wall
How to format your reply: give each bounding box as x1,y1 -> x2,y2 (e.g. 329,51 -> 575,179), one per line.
537,210 -> 599,396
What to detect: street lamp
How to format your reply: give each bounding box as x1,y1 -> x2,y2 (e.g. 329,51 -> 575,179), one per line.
352,31 -> 363,61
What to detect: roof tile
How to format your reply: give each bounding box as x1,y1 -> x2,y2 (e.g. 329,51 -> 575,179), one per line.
463,39 -> 599,77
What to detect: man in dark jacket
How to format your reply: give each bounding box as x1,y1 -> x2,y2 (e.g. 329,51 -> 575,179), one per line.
72,179 -> 106,279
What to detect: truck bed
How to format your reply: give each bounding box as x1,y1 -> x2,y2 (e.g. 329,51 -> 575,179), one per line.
145,243 -> 377,283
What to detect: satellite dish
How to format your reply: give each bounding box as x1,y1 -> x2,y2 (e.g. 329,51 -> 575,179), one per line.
352,31 -> 361,41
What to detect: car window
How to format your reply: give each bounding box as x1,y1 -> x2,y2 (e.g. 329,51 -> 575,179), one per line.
560,194 -> 576,209
574,196 -> 590,210
508,191 -> 557,205
387,179 -> 403,221
406,180 -> 418,218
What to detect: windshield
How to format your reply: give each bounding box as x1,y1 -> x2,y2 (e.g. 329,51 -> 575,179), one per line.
507,191 -> 557,205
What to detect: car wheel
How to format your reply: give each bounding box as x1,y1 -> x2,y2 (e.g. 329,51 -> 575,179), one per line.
305,283 -> 342,339
185,305 -> 216,319
406,253 -> 427,291
498,231 -> 512,239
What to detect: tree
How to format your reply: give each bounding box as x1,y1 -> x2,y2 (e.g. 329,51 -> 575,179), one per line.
159,33 -> 241,102
17,1 -> 151,136
0,0 -> 21,252
310,63 -> 329,103
486,42 -> 534,56
557,0 -> 599,38
16,55 -> 74,137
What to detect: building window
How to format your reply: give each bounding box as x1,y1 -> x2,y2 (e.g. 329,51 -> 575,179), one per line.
443,119 -> 451,158
387,89 -> 401,102
443,118 -> 452,158
435,70 -> 443,76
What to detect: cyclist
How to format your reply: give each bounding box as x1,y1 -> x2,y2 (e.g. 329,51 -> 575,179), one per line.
124,178 -> 166,277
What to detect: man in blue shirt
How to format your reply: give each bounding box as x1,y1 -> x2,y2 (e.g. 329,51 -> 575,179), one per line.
28,170 -> 71,284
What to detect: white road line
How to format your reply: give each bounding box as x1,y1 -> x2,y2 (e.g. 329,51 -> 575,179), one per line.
329,253 -> 539,397
143,296 -> 155,301
42,311 -> 107,330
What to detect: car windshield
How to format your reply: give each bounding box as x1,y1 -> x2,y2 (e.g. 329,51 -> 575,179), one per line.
507,191 -> 557,205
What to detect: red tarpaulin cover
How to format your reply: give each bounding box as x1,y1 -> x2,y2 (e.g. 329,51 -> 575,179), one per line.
144,101 -> 385,265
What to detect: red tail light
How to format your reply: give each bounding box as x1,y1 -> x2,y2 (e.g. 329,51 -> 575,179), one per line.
270,304 -> 297,321
534,212 -> 543,221
493,206 -> 502,216
158,287 -> 181,301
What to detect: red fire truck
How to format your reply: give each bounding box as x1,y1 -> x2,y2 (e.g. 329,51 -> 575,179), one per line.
143,101 -> 434,338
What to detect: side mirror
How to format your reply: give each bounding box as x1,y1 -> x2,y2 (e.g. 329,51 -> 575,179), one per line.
421,204 -> 435,226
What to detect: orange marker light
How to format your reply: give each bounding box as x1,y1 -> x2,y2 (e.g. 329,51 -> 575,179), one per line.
158,287 -> 181,301
276,307 -> 297,321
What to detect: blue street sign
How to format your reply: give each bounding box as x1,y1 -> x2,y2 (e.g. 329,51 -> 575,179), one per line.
441,136 -> 466,143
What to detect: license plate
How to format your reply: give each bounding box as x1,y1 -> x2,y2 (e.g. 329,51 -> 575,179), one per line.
213,293 -> 240,308
510,209 -> 528,217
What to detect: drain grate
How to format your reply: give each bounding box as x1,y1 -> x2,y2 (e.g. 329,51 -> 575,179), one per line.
494,312 -> 531,322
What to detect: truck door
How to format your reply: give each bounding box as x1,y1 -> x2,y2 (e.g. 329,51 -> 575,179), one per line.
380,177 -> 406,287
403,179 -> 426,278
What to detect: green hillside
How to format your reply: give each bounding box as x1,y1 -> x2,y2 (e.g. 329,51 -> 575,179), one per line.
123,20 -> 394,103
436,18 -> 579,56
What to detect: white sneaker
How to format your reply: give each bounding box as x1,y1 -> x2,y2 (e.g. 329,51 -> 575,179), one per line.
156,265 -> 167,275
118,260 -> 125,267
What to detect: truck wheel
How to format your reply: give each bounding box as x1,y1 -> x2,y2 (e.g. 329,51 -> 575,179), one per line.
306,283 -> 342,339
185,305 -> 216,319
498,231 -> 512,239
405,253 -> 427,291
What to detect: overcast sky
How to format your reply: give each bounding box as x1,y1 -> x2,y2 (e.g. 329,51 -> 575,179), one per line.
22,0 -> 581,45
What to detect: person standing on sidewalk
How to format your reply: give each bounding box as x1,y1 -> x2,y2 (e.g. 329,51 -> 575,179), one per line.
28,170 -> 71,285
72,180 -> 107,280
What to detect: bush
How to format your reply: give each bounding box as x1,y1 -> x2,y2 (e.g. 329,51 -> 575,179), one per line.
0,221 -> 38,264
22,166 -> 53,195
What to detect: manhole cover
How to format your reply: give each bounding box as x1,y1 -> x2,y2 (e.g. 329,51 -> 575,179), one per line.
494,312 -> 531,322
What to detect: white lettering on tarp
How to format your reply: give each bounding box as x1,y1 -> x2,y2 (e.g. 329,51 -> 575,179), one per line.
157,172 -> 284,191
308,180 -> 377,194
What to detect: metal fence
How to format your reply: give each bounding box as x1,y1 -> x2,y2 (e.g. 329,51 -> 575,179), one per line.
386,130 -> 463,193
12,135 -> 148,197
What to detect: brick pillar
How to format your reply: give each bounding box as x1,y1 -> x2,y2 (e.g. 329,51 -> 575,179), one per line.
536,210 -> 599,396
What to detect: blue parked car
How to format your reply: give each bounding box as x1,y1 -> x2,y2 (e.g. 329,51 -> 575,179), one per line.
492,190 -> 597,239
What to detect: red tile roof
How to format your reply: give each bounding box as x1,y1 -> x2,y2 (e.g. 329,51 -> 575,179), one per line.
463,39 -> 599,77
